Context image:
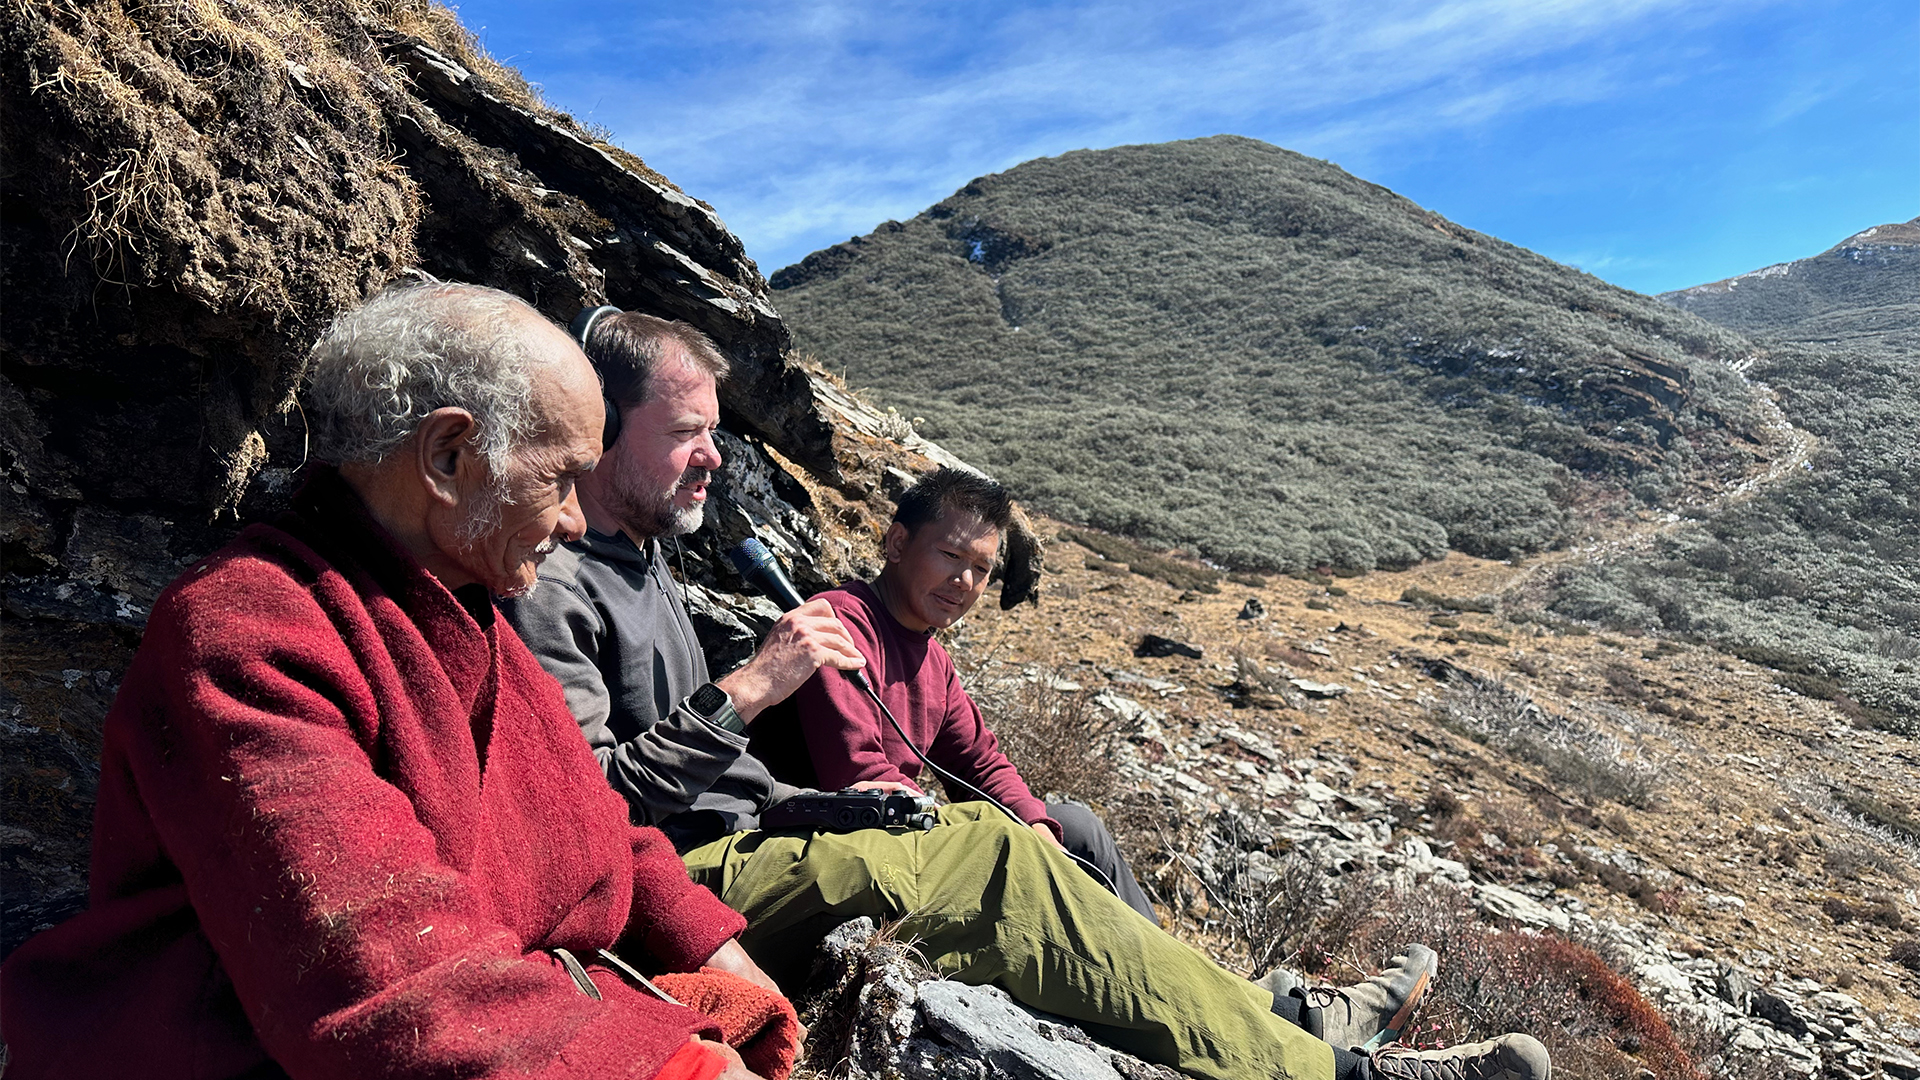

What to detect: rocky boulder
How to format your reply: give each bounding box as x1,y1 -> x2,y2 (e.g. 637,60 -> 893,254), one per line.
0,0 -> 1035,954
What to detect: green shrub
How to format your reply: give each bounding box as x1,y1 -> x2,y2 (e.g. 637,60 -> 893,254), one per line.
1891,939 -> 1920,972
1833,789 -> 1920,845
1441,628 -> 1511,647
1062,528 -> 1221,593
1402,587 -> 1496,613
1730,644 -> 1822,676
1776,671 -> 1843,701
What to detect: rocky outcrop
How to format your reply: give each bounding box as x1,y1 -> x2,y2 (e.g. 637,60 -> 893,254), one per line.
1085,658 -> 1920,1079
0,0 -> 1033,955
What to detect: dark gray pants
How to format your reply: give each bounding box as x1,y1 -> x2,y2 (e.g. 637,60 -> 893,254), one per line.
1046,800 -> 1156,921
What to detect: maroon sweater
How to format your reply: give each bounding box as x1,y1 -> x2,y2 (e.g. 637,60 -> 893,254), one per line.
789,581 -> 1059,836
0,471 -> 745,1080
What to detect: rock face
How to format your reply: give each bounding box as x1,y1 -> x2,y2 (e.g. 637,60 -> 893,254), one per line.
0,0 -> 1031,954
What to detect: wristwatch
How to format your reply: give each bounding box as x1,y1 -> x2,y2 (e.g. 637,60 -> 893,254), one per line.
686,681 -> 745,734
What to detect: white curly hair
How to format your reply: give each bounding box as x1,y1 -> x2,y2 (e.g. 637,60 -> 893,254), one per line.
305,277 -> 548,542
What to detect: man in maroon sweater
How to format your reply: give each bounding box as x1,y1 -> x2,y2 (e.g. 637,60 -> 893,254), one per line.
773,467 -> 1157,919
0,281 -> 810,1080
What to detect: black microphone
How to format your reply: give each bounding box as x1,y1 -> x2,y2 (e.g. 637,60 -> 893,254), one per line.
727,537 -> 808,613
727,537 -> 876,692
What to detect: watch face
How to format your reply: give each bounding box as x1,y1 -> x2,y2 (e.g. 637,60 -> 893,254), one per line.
689,682 -> 729,717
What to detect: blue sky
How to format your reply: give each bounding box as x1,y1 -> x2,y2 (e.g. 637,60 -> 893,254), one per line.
449,0 -> 1917,295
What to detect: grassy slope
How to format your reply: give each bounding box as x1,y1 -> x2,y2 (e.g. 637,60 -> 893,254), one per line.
774,136 -> 1770,572
1550,226 -> 1920,726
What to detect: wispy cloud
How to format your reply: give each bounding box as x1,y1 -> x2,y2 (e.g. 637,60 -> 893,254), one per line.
511,0 -> 1783,270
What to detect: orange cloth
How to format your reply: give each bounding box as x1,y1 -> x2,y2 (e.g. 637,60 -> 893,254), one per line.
654,967 -> 801,1080
650,1040 -> 725,1080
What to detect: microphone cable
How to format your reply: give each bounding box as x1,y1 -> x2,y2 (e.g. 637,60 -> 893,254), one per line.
849,666 -> 1120,896
728,538 -> 1120,896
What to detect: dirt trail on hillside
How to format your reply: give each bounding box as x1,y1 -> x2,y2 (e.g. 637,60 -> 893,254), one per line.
1502,373 -> 1817,600
960,398 -> 1915,1063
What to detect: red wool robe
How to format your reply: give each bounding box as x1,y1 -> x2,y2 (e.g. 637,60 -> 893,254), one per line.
1,470 -> 746,1079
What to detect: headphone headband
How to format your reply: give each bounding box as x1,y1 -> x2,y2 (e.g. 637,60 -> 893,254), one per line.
570,304 -> 627,448
570,304 -> 623,350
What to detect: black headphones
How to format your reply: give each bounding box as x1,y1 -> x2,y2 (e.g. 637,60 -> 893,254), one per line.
569,304 -> 625,447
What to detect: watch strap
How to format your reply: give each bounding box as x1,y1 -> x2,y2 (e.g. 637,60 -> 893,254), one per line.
687,682 -> 745,734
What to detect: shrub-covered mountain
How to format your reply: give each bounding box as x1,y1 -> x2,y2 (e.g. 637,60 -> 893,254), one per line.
773,136 -> 1776,571
1545,220 -> 1919,727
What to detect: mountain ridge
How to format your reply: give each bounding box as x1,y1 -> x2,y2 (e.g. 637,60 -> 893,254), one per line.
1658,216 -> 1920,352
773,135 -> 1779,573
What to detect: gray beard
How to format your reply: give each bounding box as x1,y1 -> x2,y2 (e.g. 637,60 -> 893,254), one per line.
652,499 -> 706,538
617,467 -> 710,539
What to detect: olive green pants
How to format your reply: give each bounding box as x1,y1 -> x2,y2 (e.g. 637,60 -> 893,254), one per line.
681,802 -> 1333,1080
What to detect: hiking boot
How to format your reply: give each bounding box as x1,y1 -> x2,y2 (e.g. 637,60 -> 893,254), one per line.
1299,944 -> 1438,1051
1367,1033 -> 1552,1079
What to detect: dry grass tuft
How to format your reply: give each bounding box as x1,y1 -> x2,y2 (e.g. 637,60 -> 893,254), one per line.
11,0 -> 426,318
1152,807 -> 1338,979
1433,680 -> 1664,809
946,650 -> 1125,813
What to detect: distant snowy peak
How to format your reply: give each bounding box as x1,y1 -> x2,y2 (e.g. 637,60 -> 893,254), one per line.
1658,217 -> 1919,346
1667,217 -> 1918,298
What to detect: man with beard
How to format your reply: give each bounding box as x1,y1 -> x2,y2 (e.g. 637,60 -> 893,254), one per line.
499,310 -> 876,849
2,282 -> 795,1080
503,310 -> 1553,1080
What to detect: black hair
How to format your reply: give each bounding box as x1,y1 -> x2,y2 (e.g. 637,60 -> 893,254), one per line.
893,467 -> 1014,536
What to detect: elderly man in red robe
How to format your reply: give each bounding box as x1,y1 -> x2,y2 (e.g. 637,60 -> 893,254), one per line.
0,281 -> 818,1080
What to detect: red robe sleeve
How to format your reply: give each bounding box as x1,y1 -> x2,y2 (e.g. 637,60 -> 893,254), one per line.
622,823 -> 746,970
491,629 -> 747,973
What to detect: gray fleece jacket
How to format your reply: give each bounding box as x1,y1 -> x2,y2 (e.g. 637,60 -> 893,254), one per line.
501,528 -> 802,848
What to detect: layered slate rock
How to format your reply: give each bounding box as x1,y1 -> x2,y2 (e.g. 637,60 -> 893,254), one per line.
0,0 -> 1031,954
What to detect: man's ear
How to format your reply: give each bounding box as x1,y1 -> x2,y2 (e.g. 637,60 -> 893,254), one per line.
414,407 -> 480,509
882,521 -> 909,564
